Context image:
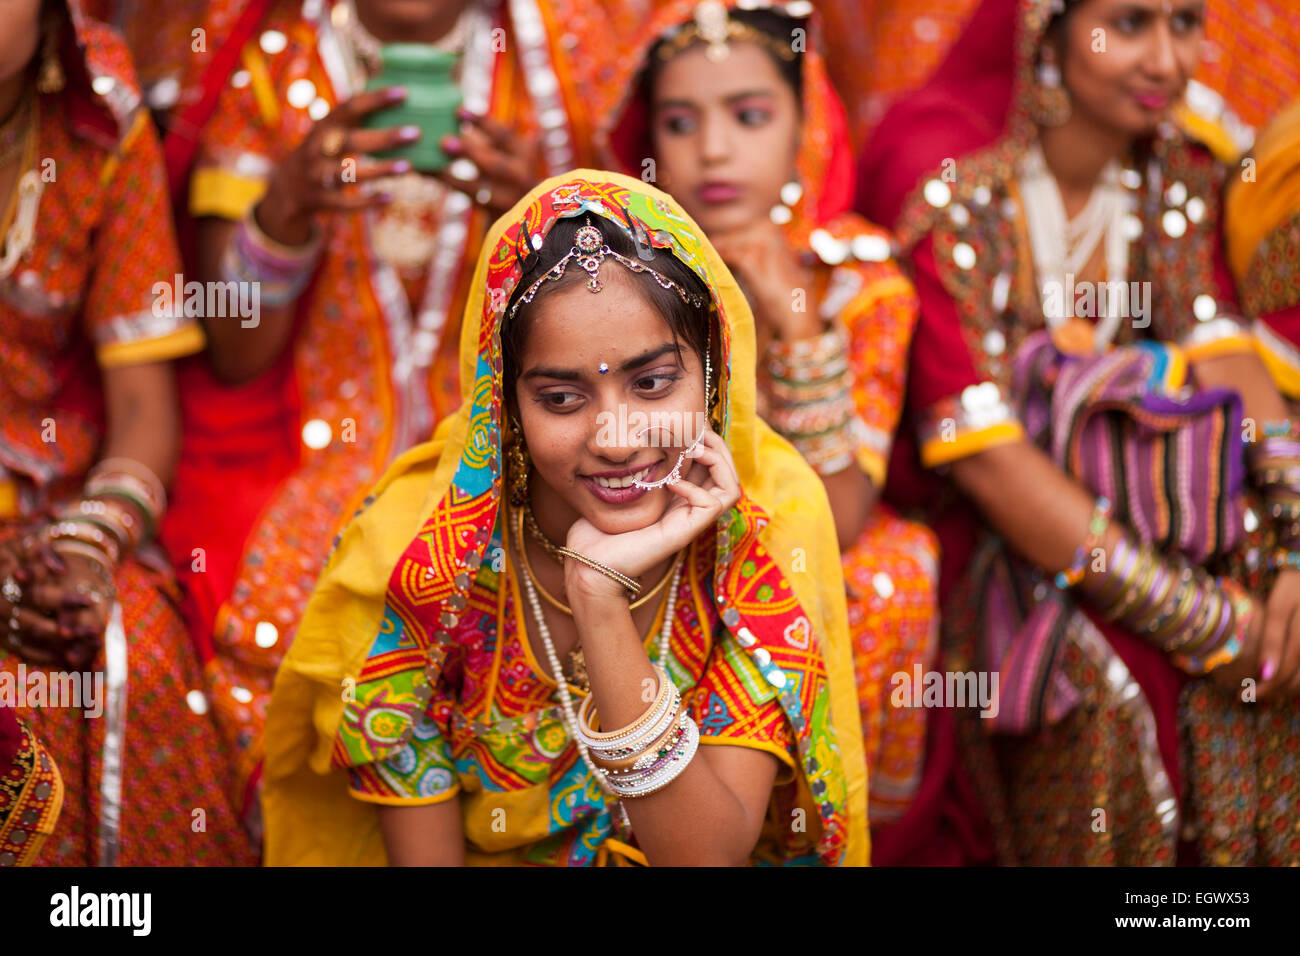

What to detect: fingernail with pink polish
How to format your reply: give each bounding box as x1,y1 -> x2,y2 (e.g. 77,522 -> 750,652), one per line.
387,86 -> 408,100
1262,659 -> 1276,682
442,135 -> 461,151
392,160 -> 413,173
399,125 -> 421,140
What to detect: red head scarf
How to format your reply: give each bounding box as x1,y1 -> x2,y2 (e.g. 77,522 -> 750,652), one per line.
601,0 -> 856,237
855,0 -> 1020,230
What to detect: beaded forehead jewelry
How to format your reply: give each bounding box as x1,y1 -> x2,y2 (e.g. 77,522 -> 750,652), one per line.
507,216 -> 710,319
658,0 -> 800,64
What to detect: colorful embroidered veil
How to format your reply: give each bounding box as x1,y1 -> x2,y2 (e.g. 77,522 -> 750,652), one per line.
261,169 -> 868,865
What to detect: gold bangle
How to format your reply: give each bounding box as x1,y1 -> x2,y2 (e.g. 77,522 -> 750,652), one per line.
49,539 -> 117,582
1149,574 -> 1199,640
1176,588 -> 1228,654
588,707 -> 686,773
556,547 -> 642,597
1129,565 -> 1179,632
1085,536 -> 1139,608
577,665 -> 674,746
1106,547 -> 1158,620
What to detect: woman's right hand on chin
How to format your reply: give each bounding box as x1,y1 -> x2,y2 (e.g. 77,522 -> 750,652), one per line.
563,429 -> 740,598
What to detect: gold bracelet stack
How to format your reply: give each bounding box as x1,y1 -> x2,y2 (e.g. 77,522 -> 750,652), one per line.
577,665 -> 699,798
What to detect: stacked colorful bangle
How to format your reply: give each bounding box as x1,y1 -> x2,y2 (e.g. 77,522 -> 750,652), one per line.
54,496 -> 141,554
577,665 -> 700,799
1055,495 -> 1111,589
84,458 -> 165,545
221,208 -> 323,309
764,324 -> 857,475
1169,577 -> 1252,675
1272,549 -> 1300,571
1081,534 -> 1247,674
1248,432 -> 1300,552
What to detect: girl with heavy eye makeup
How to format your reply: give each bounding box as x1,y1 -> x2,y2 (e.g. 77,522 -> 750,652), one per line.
262,172 -> 868,867
858,0 -> 1300,866
601,0 -> 942,842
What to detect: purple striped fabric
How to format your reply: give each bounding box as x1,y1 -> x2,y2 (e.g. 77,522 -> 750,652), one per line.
975,333 -> 1245,733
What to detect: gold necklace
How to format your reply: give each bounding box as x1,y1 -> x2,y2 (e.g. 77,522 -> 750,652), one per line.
521,500 -> 564,563
512,516 -> 683,692
512,506 -> 684,616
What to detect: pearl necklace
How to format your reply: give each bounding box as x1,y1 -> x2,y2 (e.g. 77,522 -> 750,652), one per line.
1019,143 -> 1130,352
515,532 -> 684,797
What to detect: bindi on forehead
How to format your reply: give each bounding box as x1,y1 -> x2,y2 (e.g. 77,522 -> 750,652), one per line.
519,277 -> 687,378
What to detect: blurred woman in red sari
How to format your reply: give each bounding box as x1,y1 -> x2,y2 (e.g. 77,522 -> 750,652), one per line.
0,0 -> 253,865
158,0 -> 627,836
603,0 -> 939,834
860,0 -> 1300,865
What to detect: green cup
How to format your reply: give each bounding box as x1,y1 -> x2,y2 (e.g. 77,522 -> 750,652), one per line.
362,44 -> 462,172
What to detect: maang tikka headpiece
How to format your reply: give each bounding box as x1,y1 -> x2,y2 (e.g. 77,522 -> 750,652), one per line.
656,0 -> 800,64
507,215 -> 710,319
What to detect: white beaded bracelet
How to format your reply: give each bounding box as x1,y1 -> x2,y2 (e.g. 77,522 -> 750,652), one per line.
577,666 -> 680,757
601,716 -> 700,798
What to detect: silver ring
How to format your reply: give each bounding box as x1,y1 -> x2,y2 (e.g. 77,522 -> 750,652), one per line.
1,575 -> 20,605
8,609 -> 19,634
475,187 -> 492,206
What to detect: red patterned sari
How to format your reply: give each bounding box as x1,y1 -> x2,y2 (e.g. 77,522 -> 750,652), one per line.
0,4 -> 255,866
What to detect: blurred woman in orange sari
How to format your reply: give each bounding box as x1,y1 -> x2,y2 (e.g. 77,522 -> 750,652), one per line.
0,0 -> 253,865
603,0 -> 939,834
158,0 -> 627,836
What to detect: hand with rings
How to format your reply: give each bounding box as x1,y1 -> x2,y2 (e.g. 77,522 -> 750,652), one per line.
0,532 -> 111,667
252,85 -> 423,248
434,107 -> 544,217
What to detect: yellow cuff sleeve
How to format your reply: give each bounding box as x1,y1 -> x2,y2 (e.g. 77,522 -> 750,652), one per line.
855,445 -> 887,487
921,420 -> 1025,467
346,785 -> 461,807
96,324 -> 206,368
190,167 -> 268,221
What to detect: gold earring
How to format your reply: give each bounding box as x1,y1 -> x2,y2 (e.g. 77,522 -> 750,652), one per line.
37,20 -> 65,94
1030,50 -> 1070,127
507,416 -> 530,507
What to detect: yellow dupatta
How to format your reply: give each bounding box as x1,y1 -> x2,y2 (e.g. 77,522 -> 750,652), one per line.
261,170 -> 867,866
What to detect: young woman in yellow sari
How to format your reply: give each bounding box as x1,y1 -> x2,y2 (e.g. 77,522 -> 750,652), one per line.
262,170 -> 867,865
